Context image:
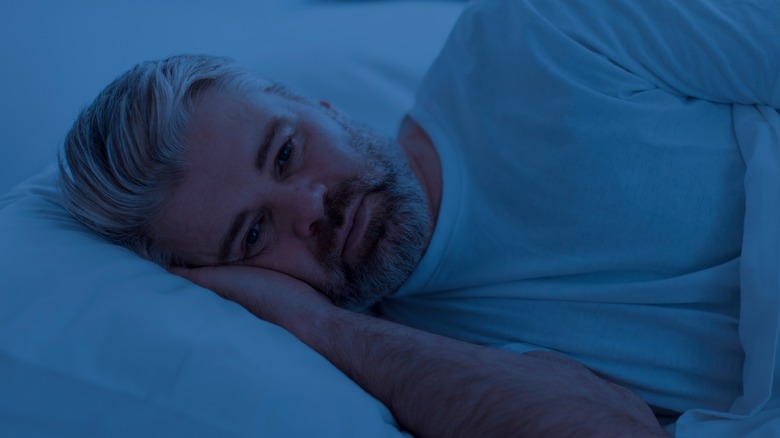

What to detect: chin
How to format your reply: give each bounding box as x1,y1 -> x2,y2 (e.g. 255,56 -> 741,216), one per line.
334,219 -> 430,311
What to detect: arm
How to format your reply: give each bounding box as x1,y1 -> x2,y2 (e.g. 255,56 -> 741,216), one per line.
304,308 -> 664,437
173,266 -> 664,437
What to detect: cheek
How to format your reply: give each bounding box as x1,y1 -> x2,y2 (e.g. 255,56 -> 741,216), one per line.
303,116 -> 367,171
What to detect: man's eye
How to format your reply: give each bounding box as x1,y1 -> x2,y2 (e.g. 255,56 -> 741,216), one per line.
245,222 -> 262,247
277,140 -> 293,170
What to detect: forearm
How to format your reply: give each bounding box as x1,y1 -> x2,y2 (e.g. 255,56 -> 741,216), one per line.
293,309 -> 664,437
172,265 -> 663,436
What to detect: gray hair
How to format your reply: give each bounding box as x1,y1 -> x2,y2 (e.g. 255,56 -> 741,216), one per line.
58,54 -> 286,267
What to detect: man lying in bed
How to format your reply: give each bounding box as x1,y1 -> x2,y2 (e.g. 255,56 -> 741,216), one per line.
58,0 -> 779,436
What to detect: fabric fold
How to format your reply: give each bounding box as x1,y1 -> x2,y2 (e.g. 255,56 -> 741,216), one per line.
676,104 -> 780,435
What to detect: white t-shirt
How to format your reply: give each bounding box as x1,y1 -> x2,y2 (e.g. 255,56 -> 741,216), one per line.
374,0 -> 780,434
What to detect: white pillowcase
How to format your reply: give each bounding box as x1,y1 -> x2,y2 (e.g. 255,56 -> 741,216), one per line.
0,2 -> 463,436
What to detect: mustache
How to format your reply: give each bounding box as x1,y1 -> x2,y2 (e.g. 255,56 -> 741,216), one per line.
324,177 -> 362,228
312,176 -> 366,259
313,173 -> 397,261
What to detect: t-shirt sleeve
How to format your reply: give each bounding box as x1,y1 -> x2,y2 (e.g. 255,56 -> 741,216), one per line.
428,0 -> 779,109
527,0 -> 780,107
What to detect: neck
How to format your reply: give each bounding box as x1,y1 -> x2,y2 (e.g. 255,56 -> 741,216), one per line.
397,115 -> 442,233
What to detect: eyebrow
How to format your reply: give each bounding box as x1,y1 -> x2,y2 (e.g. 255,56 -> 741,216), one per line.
217,117 -> 281,263
255,117 -> 281,172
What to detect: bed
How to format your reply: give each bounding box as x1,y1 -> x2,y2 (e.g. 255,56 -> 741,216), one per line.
0,1 -> 464,435
4,1 -> 780,436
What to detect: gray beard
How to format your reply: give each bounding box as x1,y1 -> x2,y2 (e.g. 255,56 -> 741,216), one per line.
311,117 -> 431,310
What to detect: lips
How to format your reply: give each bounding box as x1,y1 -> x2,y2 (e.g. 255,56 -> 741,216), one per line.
341,193 -> 376,262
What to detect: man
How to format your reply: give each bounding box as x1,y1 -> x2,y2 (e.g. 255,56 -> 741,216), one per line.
58,0 -> 780,436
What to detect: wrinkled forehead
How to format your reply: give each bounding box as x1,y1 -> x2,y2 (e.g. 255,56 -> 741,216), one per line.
152,89 -> 273,265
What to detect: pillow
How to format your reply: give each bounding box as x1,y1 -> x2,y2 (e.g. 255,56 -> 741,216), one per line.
0,2 -> 463,436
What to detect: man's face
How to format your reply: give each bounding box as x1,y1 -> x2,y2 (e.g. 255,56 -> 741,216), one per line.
156,87 -> 431,309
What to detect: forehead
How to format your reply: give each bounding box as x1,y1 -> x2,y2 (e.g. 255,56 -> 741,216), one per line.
188,88 -> 281,148
154,89 -> 286,264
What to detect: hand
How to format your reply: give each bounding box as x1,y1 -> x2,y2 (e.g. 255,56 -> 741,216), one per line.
170,265 -> 338,339
519,351 -> 665,436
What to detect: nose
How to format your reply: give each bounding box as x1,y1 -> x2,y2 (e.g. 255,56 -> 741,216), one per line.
280,180 -> 327,238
